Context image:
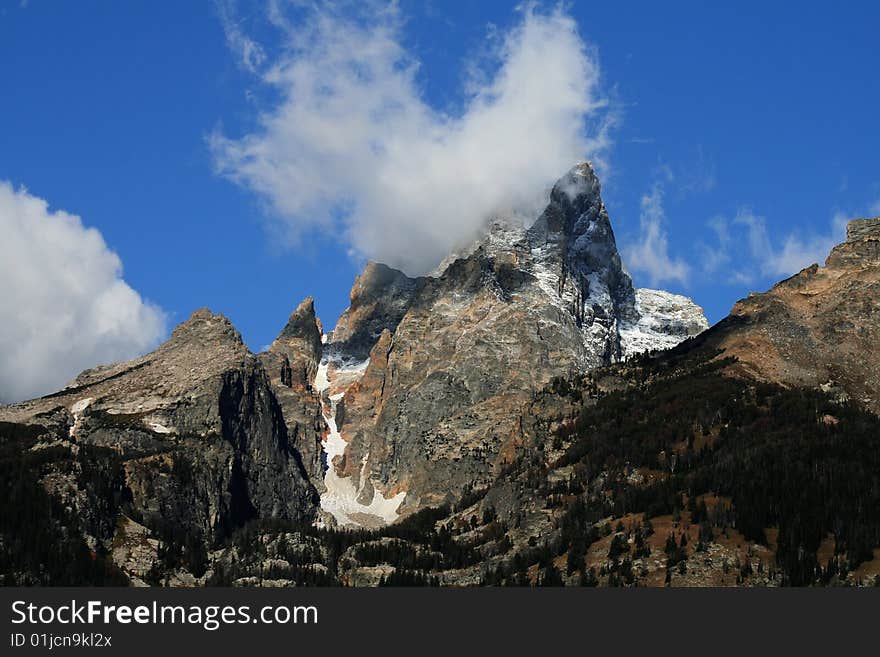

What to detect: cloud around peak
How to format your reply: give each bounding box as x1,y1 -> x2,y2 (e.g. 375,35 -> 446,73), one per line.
211,2 -> 616,275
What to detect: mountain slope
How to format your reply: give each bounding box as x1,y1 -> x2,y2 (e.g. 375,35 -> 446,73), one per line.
184,348 -> 880,588
702,217 -> 880,413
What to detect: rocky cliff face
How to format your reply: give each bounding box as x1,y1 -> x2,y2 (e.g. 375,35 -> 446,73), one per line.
267,296 -> 323,388
312,163 -> 707,526
328,262 -> 425,361
704,216 -> 880,413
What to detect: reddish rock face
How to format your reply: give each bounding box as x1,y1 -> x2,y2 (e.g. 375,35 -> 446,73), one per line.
705,217 -> 880,413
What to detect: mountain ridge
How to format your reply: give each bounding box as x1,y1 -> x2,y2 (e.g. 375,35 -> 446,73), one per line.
698,213 -> 880,413
4,166 -> 878,587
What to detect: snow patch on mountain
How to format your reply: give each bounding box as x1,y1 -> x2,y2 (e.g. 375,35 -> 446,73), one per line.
313,355 -> 404,528
619,288 -> 710,357
68,398 -> 93,438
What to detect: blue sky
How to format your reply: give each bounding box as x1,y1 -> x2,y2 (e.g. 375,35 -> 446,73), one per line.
1,1 -> 878,400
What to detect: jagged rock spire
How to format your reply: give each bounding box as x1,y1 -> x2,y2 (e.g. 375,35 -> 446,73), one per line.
523,162 -> 638,362
269,297 -> 323,388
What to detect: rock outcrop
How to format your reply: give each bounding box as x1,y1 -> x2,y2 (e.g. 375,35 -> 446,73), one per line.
328,262 -> 425,361
267,296 -> 323,388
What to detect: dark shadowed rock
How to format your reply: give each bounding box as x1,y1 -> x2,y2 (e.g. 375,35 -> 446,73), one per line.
268,296 -> 323,388
259,297 -> 327,488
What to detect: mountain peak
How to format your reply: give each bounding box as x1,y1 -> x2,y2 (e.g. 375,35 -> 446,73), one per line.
269,296 -> 323,387
168,307 -> 243,347
553,161 -> 601,203
303,161 -> 709,525
526,161 -> 637,332
274,296 -> 322,345
329,262 -> 422,360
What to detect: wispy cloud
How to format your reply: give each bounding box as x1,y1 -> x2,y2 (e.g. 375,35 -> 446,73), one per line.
675,146 -> 716,197
622,180 -> 691,286
217,0 -> 266,73
697,216 -> 732,274
210,1 -> 617,275
699,208 -> 848,285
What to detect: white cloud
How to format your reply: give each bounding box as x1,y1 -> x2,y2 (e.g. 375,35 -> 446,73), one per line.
870,198 -> 880,216
736,208 -> 847,279
211,2 -> 615,275
751,209 -> 847,278
0,183 -> 166,403
622,182 -> 690,286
